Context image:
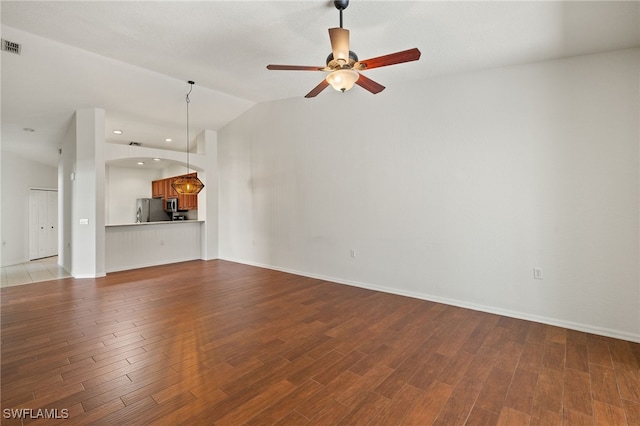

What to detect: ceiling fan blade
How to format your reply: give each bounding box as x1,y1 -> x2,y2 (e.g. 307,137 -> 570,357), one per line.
328,27 -> 350,64
267,65 -> 325,71
355,73 -> 385,94
305,80 -> 330,98
356,48 -> 421,70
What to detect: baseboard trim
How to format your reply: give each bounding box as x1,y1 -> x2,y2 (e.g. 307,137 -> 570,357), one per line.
72,272 -> 107,279
219,256 -> 640,343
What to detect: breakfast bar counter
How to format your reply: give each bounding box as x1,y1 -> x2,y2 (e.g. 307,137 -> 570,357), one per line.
105,220 -> 203,272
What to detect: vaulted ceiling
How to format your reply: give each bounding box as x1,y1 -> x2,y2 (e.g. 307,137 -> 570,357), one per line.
2,1 -> 639,166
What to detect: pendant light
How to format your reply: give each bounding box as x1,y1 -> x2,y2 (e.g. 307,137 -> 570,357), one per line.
172,80 -> 204,195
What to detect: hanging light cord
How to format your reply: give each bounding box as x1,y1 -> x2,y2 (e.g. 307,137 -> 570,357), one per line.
185,81 -> 194,172
171,80 -> 204,195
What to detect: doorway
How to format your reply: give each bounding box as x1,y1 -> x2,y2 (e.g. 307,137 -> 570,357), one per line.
29,189 -> 58,260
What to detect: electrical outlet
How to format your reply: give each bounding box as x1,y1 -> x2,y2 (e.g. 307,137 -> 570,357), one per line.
533,268 -> 543,280
350,249 -> 356,258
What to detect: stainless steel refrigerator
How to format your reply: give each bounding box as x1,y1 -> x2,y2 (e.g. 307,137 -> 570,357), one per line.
136,198 -> 169,223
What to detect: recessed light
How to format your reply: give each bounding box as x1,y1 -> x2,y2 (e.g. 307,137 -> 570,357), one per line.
113,130 -> 123,135
137,161 -> 145,165
152,158 -> 161,162
23,127 -> 35,132
165,138 -> 172,142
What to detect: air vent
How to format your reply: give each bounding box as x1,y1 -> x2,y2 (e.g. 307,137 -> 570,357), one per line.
129,142 -> 141,146
1,39 -> 21,55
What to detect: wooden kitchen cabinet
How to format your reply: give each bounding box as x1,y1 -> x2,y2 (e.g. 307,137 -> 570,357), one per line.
151,179 -> 165,198
164,179 -> 178,199
151,173 -> 199,211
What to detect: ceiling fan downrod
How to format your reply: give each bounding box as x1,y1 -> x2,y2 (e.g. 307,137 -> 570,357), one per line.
334,0 -> 348,28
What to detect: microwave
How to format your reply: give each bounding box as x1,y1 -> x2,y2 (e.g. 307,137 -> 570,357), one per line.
166,198 -> 178,212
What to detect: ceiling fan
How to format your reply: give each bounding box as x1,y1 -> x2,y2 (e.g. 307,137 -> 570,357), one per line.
267,0 -> 421,98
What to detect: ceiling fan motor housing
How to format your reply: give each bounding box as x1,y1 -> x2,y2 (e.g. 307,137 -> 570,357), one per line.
334,0 -> 349,11
326,50 -> 359,69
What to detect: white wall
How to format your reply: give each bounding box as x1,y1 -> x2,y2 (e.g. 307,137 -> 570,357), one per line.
105,165 -> 162,224
59,115 -> 76,272
70,108 -> 106,278
1,151 -> 58,266
218,48 -> 640,342
198,130 -> 219,259
105,222 -> 202,272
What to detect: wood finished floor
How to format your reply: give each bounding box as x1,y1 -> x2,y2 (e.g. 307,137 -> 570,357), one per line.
1,260 -> 639,425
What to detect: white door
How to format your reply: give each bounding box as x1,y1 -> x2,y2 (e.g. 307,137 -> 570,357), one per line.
29,191 -> 39,260
44,190 -> 58,257
29,189 -> 58,260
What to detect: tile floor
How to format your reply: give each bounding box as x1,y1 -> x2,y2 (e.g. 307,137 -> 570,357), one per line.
0,256 -> 71,288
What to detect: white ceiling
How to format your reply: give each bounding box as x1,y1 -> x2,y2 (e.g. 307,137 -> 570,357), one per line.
1,1 -> 639,167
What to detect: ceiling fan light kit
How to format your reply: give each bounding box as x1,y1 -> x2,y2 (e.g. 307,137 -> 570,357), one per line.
326,69 -> 359,92
266,0 -> 421,98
